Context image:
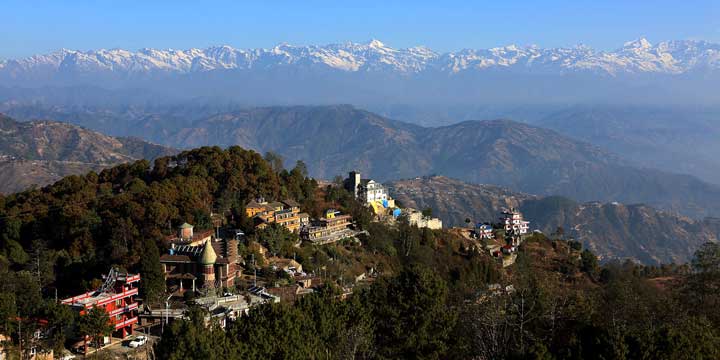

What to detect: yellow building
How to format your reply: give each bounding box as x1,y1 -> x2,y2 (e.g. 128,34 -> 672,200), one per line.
249,199 -> 303,232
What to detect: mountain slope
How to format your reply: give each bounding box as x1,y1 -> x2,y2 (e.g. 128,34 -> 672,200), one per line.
389,176 -> 720,264
154,106 -> 720,219
0,114 -> 176,193
7,105 -> 720,219
534,106 -> 720,185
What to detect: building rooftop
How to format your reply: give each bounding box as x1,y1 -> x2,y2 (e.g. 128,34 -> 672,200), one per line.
61,271 -> 139,308
268,201 -> 284,209
179,222 -> 194,229
160,254 -> 193,262
282,199 -> 300,208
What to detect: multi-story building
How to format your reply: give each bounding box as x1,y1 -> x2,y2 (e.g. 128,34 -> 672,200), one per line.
246,199 -> 303,232
345,171 -> 390,204
501,208 -> 530,236
61,269 -> 140,347
301,209 -> 354,245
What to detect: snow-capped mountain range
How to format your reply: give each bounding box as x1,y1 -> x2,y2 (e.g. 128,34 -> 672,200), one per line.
2,38 -> 719,78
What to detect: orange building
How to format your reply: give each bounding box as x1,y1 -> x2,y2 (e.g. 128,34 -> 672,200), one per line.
245,200 -> 266,218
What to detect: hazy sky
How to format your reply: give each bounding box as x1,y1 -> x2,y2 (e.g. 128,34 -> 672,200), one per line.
2,0 -> 719,59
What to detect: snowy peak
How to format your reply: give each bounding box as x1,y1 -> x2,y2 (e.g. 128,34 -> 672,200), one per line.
623,37 -> 653,50
1,39 -> 719,79
367,39 -> 386,48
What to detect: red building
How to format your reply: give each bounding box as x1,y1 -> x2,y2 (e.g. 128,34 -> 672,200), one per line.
61,269 -> 141,341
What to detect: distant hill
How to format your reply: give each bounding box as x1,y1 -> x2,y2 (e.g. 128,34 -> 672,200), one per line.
389,176 -> 720,264
534,106 -> 720,185
5,105 -> 720,219
159,106 -> 720,219
0,114 -> 176,193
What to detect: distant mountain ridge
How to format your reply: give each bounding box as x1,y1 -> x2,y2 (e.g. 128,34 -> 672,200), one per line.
2,38 -> 719,77
533,106 -> 720,185
2,38 -> 719,107
6,105 -> 720,219
40,104 -> 718,220
389,176 -> 720,265
0,114 -> 175,193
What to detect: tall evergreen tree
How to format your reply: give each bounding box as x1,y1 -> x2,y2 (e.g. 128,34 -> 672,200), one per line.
139,238 -> 165,304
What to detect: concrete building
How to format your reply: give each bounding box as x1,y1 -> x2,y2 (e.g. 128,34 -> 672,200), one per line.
344,171 -> 390,204
501,208 -> 530,236
246,199 -> 303,232
406,208 -> 443,230
301,209 -> 355,245
61,269 -> 140,352
167,222 -> 213,246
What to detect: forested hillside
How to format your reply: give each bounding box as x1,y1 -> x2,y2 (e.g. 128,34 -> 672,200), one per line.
1,146 -> 720,359
0,146 -> 317,296
154,236 -> 720,360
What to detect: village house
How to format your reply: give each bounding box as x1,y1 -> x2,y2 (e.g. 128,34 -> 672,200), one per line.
474,224 -> 494,240
193,293 -> 270,328
470,209 -> 532,267
301,209 -> 355,245
267,257 -> 304,275
160,223 -> 241,292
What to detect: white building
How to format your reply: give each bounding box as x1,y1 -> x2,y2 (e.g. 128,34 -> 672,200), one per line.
359,179 -> 388,203
345,171 -> 389,204
501,208 -> 530,236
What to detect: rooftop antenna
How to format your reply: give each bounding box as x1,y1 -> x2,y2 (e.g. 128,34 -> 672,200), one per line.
97,268 -> 118,295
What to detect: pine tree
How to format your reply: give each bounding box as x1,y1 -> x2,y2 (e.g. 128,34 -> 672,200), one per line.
139,238 -> 165,304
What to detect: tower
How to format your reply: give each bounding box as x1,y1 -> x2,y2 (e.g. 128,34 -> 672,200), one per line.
179,223 -> 194,240
347,171 -> 361,198
199,240 -> 217,288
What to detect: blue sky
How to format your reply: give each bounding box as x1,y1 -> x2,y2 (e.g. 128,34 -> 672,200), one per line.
2,0 -> 718,59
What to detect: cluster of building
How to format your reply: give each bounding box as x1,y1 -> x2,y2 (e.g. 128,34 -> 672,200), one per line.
246,197 -> 361,245
344,171 -> 442,230
29,175 -> 534,359
406,208 -> 443,230
471,208 -> 531,267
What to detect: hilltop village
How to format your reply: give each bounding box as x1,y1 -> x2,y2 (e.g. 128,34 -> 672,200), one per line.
2,166 -> 533,358
2,147 -> 719,360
